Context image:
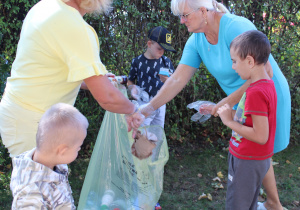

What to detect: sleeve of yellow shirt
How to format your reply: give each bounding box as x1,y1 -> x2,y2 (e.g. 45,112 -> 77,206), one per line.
36,0 -> 108,82
63,25 -> 108,82
6,0 -> 108,112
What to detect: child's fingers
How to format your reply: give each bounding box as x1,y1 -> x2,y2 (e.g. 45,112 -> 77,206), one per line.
212,105 -> 219,116
224,103 -> 231,109
218,104 -> 229,111
217,105 -> 227,115
127,125 -> 132,132
126,116 -> 133,132
105,72 -> 115,77
159,75 -> 168,82
133,115 -> 144,128
126,117 -> 139,138
132,129 -> 137,138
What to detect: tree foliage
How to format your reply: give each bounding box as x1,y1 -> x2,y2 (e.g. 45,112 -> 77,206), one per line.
0,0 -> 299,152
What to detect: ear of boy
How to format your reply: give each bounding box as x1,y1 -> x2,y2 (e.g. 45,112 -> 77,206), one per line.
246,55 -> 255,69
56,144 -> 69,156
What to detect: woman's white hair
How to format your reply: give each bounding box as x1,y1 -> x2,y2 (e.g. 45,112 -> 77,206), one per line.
171,0 -> 229,15
62,0 -> 113,14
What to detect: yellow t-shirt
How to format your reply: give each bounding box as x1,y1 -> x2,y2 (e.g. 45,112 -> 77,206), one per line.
5,0 -> 107,113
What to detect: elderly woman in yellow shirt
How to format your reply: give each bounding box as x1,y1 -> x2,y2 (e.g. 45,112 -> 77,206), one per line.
0,0 -> 135,157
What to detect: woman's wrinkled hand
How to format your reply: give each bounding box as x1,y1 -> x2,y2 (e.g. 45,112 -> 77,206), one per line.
125,111 -> 145,138
125,103 -> 156,138
199,104 -> 215,115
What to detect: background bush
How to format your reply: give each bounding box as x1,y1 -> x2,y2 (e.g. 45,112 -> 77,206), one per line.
0,0 -> 299,156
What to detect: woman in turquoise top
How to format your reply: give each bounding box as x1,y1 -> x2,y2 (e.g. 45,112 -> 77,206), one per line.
128,0 -> 291,209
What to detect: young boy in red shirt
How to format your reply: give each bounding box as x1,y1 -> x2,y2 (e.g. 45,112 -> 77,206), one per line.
217,30 -> 277,210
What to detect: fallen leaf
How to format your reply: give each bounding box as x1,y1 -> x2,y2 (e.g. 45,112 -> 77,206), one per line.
198,193 -> 207,200
259,188 -> 267,198
217,171 -> 224,179
286,160 -> 291,164
272,161 -> 279,166
198,193 -> 212,201
207,193 -> 213,201
292,200 -> 299,206
219,155 -> 225,159
211,182 -> 224,189
259,188 -> 264,195
212,177 -> 221,182
298,167 -> 300,172
289,174 -> 292,178
197,173 -> 203,178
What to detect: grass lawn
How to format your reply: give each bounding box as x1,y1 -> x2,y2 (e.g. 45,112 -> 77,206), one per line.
157,143 -> 300,210
0,143 -> 299,209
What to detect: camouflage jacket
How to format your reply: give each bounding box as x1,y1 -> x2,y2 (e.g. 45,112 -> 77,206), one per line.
10,148 -> 76,209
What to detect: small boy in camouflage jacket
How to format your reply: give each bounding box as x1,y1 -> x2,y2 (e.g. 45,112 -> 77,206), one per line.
10,103 -> 89,209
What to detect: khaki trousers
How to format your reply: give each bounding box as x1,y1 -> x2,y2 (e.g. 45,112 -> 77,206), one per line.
0,95 -> 43,157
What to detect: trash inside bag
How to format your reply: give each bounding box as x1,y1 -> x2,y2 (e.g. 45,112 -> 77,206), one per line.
127,85 -> 150,102
131,129 -> 158,160
187,101 -> 216,123
128,85 -> 158,119
78,85 -> 169,210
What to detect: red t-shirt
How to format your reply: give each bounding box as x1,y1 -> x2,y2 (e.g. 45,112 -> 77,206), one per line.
229,79 -> 277,160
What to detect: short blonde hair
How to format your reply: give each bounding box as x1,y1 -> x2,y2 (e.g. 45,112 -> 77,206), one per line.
62,0 -> 113,14
171,0 -> 229,16
36,103 -> 89,150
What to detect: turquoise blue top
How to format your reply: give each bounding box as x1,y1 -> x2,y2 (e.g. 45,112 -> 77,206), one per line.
180,13 -> 291,153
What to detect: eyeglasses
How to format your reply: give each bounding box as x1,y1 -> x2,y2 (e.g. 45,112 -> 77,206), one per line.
178,8 -> 199,21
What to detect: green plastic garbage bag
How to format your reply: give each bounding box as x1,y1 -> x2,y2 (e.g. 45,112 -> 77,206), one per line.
78,98 -> 169,210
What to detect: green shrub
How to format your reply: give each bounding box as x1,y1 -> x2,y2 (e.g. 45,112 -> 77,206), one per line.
0,0 -> 299,153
